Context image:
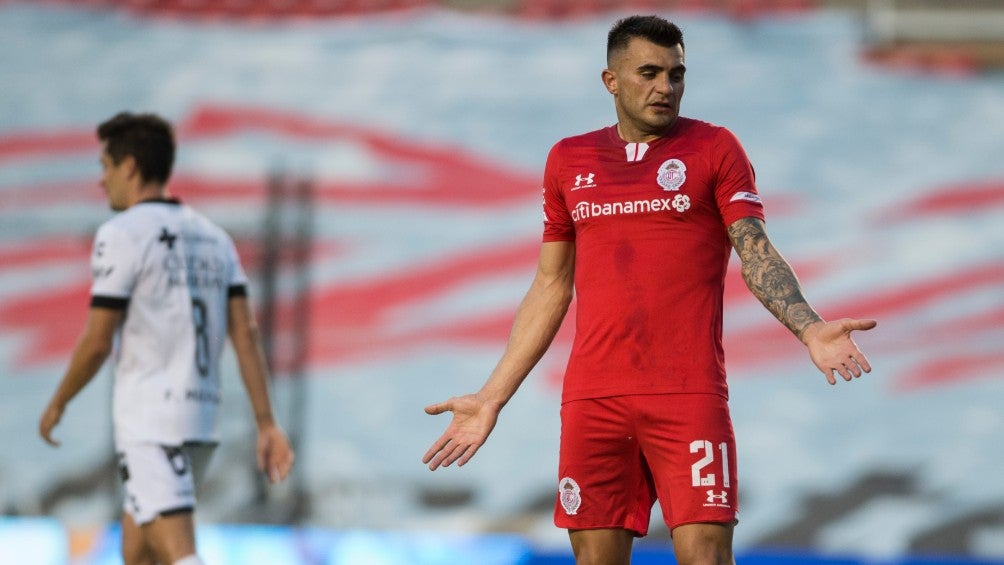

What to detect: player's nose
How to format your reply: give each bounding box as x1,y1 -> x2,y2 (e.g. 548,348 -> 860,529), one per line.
656,75 -> 676,94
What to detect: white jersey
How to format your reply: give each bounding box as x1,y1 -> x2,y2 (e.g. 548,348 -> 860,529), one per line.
90,199 -> 248,448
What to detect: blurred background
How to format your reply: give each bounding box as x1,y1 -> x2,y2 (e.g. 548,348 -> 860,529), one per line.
2,0 -> 1003,563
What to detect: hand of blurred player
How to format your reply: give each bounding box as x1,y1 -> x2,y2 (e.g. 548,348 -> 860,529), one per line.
39,402 -> 64,447
423,393 -> 500,471
256,424 -> 294,484
803,318 -> 877,385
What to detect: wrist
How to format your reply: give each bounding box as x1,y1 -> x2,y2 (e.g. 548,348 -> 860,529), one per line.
474,389 -> 507,411
47,396 -> 68,412
255,413 -> 276,428
799,320 -> 825,345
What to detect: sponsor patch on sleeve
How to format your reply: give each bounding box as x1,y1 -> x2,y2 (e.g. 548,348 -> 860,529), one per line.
729,191 -> 762,204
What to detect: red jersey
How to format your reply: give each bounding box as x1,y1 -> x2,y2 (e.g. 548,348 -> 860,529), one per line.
542,118 -> 765,402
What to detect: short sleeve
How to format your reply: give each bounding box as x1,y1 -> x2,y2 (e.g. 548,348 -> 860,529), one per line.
220,231 -> 248,298
225,235 -> 248,288
90,222 -> 140,301
542,141 -> 575,242
712,128 -> 765,227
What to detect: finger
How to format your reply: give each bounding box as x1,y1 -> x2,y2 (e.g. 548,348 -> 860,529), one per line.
439,442 -> 468,468
271,457 -> 292,483
853,353 -> 872,373
846,318 -> 877,332
823,369 -> 837,386
427,456 -> 442,471
275,452 -> 293,482
424,401 -> 450,416
427,443 -> 456,471
845,358 -> 863,379
455,443 -> 481,467
41,430 -> 60,447
836,364 -> 854,382
264,462 -> 285,483
423,434 -> 452,465
262,450 -> 282,482
425,438 -> 459,469
256,440 -> 269,472
39,421 -> 60,447
267,465 -> 283,483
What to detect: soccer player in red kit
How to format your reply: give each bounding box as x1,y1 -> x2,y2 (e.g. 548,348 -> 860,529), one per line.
423,15 -> 876,565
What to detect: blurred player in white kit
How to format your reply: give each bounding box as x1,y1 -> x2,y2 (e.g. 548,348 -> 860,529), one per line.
39,112 -> 295,565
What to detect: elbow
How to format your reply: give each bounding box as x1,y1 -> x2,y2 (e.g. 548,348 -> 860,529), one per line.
229,320 -> 262,346
95,341 -> 113,360
550,283 -> 574,316
81,339 -> 113,367
559,287 -> 574,310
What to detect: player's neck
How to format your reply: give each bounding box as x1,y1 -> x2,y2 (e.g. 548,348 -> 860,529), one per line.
130,183 -> 169,207
616,121 -> 676,144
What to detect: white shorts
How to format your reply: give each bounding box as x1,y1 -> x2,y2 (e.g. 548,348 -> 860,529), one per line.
116,441 -> 216,525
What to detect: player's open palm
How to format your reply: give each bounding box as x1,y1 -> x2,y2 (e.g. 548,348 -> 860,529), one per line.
804,318 -> 877,385
423,393 -> 499,471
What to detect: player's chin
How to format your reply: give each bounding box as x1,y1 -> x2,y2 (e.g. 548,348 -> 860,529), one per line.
645,109 -> 677,126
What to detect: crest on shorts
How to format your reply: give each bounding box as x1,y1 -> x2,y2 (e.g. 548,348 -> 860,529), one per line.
657,158 -> 687,191
559,477 -> 581,515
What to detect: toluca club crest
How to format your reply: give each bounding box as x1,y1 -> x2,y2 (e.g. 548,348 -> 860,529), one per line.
657,158 -> 687,191
559,477 -> 581,515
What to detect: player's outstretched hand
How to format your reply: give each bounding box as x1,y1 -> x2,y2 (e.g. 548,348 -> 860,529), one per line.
803,318 -> 878,385
256,424 -> 295,484
423,393 -> 500,471
39,402 -> 64,447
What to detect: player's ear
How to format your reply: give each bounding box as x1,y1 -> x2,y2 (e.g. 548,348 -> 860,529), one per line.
122,155 -> 139,181
602,68 -> 617,95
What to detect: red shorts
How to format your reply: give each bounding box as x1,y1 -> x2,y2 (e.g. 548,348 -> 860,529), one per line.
554,394 -> 738,536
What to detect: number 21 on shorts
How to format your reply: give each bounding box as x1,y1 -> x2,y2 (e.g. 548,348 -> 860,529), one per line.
690,439 -> 730,488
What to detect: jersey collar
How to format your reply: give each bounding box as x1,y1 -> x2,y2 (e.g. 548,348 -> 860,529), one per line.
136,197 -> 181,206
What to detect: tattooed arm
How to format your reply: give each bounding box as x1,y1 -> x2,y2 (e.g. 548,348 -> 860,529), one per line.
727,217 -> 822,340
727,217 -> 877,384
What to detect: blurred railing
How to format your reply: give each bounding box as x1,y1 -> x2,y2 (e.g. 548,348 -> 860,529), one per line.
864,0 -> 1004,73
22,0 -> 818,19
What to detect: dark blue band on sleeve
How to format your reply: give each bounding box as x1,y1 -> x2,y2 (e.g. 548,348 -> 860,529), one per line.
91,295 -> 129,309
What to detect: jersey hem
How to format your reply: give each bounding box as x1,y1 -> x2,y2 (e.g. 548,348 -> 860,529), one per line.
553,521 -> 649,537
560,389 -> 729,405
668,517 -> 740,532
114,434 -> 221,449
159,506 -> 195,518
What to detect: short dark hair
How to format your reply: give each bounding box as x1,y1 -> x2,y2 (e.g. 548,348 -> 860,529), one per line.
607,15 -> 684,65
97,112 -> 175,185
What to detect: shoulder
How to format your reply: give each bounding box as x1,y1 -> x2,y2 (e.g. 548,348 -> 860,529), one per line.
106,201 -> 167,232
179,204 -> 229,236
180,203 -> 213,227
546,126 -> 616,170
673,117 -> 736,141
551,125 -> 615,152
92,215 -> 142,266
672,118 -> 748,160
96,210 -> 140,241
186,209 -> 241,261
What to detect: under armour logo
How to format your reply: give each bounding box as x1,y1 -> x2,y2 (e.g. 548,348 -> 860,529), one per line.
574,173 -> 595,186
706,490 -> 728,504
158,227 -> 177,249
